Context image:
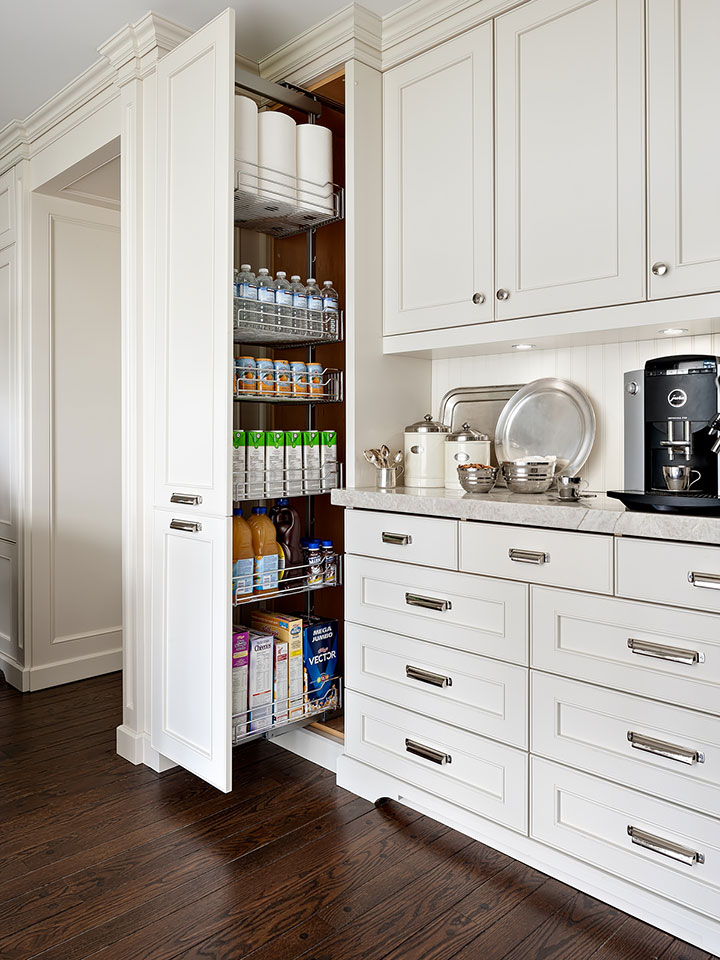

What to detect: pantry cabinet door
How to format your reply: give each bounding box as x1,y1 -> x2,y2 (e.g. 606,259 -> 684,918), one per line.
0,539 -> 18,669
154,9 -> 234,517
495,0 -> 645,320
383,23 -> 493,336
151,510 -> 232,792
648,0 -> 720,299
0,245 -> 16,543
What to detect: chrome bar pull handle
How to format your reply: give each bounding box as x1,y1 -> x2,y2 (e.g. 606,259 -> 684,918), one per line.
405,738 -> 451,765
170,493 -> 203,505
688,571 -> 720,590
627,826 -> 704,866
627,731 -> 704,765
170,519 -> 202,533
382,532 -> 412,546
405,593 -> 452,612
508,548 -> 549,565
627,638 -> 703,664
406,665 -> 452,688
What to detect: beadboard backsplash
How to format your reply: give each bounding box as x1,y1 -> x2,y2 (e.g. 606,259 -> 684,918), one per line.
432,335 -> 720,493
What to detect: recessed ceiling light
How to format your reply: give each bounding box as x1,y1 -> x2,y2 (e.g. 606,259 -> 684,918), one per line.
512,343 -> 536,350
659,327 -> 688,336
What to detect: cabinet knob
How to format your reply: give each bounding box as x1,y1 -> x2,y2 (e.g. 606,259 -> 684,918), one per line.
651,262 -> 669,277
472,292 -> 486,304
496,288 -> 510,301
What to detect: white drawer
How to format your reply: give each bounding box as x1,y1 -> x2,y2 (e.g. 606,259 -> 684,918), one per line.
346,690 -> 528,833
531,672 -> 720,818
345,509 -> 458,569
531,586 -> 720,715
346,622 -> 528,748
345,555 -> 528,665
617,536 -> 720,613
460,521 -> 613,594
532,757 -> 720,920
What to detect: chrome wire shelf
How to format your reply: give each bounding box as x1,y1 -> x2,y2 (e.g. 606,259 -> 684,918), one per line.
234,299 -> 343,348
234,367 -> 342,404
234,462 -> 341,501
232,554 -> 342,607
234,161 -> 344,238
232,676 -> 341,745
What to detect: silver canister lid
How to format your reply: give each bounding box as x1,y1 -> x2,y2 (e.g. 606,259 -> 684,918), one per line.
405,413 -> 450,433
446,422 -> 490,442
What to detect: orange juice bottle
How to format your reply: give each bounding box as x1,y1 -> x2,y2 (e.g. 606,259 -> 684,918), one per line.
248,506 -> 279,594
233,509 -> 254,601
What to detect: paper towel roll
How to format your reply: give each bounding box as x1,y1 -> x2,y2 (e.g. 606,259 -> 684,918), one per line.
257,111 -> 297,201
235,95 -> 258,190
296,124 -> 334,214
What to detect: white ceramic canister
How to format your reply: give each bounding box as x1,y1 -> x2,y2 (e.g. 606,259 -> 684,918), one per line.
404,414 -> 450,487
444,423 -> 491,490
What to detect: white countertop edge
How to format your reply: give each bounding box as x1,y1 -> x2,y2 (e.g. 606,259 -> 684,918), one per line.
331,486 -> 720,546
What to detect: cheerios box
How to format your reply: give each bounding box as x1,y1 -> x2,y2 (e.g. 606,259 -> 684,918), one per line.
250,612 -> 303,719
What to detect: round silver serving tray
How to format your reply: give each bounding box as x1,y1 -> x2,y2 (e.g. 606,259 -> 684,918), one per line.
494,378 -> 596,477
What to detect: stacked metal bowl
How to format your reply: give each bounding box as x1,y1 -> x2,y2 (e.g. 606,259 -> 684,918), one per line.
457,463 -> 498,494
500,459 -> 556,494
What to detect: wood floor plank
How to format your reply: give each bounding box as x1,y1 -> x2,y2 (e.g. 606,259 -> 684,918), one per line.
659,940 -> 714,960
586,915 -> 674,959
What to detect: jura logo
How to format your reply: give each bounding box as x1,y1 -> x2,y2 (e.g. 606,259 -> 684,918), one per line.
668,389 -> 688,408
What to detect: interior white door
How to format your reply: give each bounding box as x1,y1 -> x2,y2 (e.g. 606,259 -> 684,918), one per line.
383,23 -> 493,335
154,9 -> 234,517
495,0 -> 645,319
648,0 -> 720,299
0,245 -> 16,544
151,510 -> 231,792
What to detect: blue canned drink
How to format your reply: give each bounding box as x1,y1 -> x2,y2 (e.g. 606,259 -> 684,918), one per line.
290,361 -> 308,397
273,359 -> 291,396
255,357 -> 274,394
236,356 -> 257,394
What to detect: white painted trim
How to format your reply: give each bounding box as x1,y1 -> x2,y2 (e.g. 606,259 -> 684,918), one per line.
116,724 -> 177,772
27,647 -> 122,691
275,726 -> 343,773
0,651 -> 30,691
53,626 -> 122,645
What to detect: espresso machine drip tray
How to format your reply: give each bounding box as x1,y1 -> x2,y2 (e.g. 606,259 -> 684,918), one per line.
607,489 -> 720,515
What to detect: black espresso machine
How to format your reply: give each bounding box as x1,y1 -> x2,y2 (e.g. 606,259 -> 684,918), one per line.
607,355 -> 720,514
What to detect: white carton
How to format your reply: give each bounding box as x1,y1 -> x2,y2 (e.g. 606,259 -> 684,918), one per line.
320,430 -> 338,490
246,430 -> 265,498
265,430 -> 285,496
303,430 -> 321,494
232,430 -> 246,499
284,431 -> 303,495
248,630 -> 273,732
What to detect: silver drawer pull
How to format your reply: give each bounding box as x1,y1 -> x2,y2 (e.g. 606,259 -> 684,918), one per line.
627,637 -> 704,665
627,826 -> 704,866
405,665 -> 452,688
170,493 -> 203,505
405,593 -> 452,612
382,532 -> 412,545
405,738 -> 451,765
688,571 -> 720,590
508,548 -> 549,564
170,519 -> 202,533
627,731 -> 704,765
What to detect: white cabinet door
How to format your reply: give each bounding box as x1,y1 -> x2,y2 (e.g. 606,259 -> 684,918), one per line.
383,23 -> 493,335
154,9 -> 234,517
495,0 -> 645,319
648,0 -> 720,299
0,245 -> 16,544
0,539 -> 18,667
151,510 -> 231,792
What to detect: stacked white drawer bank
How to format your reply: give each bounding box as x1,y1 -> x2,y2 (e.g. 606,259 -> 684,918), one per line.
336,509 -> 720,954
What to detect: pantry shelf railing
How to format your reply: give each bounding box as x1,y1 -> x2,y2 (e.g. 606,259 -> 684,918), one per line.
232,554 -> 342,607
232,676 -> 342,746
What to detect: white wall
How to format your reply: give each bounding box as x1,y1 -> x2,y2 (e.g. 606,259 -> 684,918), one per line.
432,334 -> 720,493
29,193 -> 122,689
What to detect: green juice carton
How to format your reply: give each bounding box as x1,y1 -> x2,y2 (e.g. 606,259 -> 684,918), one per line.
285,430 -> 303,496
303,430 -> 321,494
246,430 -> 265,497
265,430 -> 285,496
232,430 -> 246,499
320,430 -> 338,490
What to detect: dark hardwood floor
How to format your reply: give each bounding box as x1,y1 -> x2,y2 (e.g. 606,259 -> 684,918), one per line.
0,671 -> 716,960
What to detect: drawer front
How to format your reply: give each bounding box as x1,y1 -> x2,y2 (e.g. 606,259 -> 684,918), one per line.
532,757 -> 720,919
346,690 -> 528,833
531,587 -> 720,715
460,521 -> 613,594
531,672 -> 720,817
345,509 -> 458,569
347,622 -> 528,748
346,555 -> 528,665
617,537 -> 720,613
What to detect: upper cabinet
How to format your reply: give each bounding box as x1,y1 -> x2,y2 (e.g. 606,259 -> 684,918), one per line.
383,23 -> 493,336
647,0 -> 720,299
153,8 -> 234,518
494,0 -> 645,320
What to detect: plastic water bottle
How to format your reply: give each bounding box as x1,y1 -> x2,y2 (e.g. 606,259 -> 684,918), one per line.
237,264 -> 257,325
321,281 -> 339,335
256,268 -> 276,325
274,271 -> 293,331
305,279 -> 323,335
289,276 -> 307,334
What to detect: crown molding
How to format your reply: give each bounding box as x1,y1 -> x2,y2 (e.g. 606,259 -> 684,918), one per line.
98,12 -> 192,84
259,2 -> 382,86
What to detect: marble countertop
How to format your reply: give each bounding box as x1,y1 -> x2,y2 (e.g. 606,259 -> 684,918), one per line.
331,486 -> 720,545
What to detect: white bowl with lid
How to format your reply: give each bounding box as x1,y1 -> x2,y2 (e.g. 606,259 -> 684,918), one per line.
404,414 -> 449,488
444,422 -> 491,490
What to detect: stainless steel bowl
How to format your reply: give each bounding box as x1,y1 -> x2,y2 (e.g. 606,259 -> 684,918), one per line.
504,475 -> 555,494
501,461 -> 555,494
458,464 -> 497,494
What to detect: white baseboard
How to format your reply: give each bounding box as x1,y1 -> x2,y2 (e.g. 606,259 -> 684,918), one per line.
116,724 -> 177,773
27,648 -> 123,691
0,652 -> 30,691
274,725 -> 343,773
